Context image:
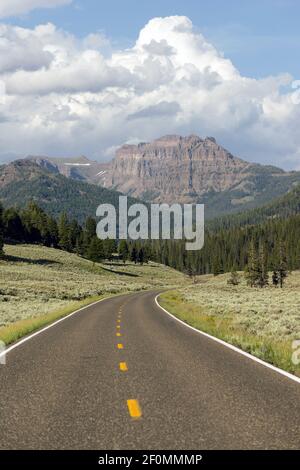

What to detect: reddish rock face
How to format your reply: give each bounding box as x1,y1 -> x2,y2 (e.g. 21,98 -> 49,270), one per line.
6,135 -> 297,213
99,134 -> 250,203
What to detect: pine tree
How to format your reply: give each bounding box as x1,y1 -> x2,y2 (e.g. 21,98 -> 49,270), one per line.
21,201 -> 43,243
58,212 -> 72,252
245,240 -> 260,287
69,220 -> 82,251
130,245 -> 138,264
272,270 -> 279,287
143,243 -> 151,264
87,236 -> 104,263
82,217 -> 97,256
182,251 -> 195,282
257,242 -> 269,288
212,255 -> 222,276
103,239 -> 116,261
138,247 -> 145,265
46,216 -> 59,248
119,240 -> 129,264
3,207 -> 25,242
162,241 -> 170,266
0,202 -> 4,257
75,235 -> 83,256
278,241 -> 288,288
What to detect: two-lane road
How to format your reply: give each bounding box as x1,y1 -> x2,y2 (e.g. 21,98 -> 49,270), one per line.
0,290 -> 299,449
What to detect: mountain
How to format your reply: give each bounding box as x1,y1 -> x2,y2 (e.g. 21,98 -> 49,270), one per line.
209,181 -> 300,231
23,134 -> 300,219
101,135 -> 248,202
0,160 -> 136,224
97,134 -> 300,218
25,155 -> 109,184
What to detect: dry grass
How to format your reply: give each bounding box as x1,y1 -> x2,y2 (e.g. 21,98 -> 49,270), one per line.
159,272 -> 300,375
0,296 -> 104,345
2,244 -> 299,376
0,244 -> 186,344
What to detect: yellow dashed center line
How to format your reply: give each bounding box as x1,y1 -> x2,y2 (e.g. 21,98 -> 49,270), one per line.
127,399 -> 142,419
115,308 -> 142,421
120,362 -> 128,372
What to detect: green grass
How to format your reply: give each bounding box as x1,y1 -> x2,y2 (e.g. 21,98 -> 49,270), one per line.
159,273 -> 300,376
0,295 -> 105,345
0,244 -> 187,345
2,244 -> 299,376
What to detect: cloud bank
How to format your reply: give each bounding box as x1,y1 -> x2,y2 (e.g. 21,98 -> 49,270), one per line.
0,15 -> 299,169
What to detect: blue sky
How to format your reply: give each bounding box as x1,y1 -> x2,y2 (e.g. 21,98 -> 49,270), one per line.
0,0 -> 299,169
8,0 -> 300,79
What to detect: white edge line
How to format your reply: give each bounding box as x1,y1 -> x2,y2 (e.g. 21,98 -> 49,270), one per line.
0,296 -> 111,359
155,294 -> 300,385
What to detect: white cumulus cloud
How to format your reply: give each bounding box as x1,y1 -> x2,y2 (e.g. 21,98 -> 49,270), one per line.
0,15 -> 299,170
0,0 -> 72,18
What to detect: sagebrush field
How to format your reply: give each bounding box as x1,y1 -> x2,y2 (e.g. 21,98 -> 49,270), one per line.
0,244 -> 186,343
0,244 -> 186,326
159,272 -> 300,375
1,244 -> 300,375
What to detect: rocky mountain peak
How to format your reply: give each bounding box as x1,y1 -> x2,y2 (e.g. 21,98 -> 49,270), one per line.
0,159 -> 45,189
2,135 -> 300,219
101,134 -> 248,202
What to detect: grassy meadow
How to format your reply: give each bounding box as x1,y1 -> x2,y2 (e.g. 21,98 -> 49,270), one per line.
1,244 -> 299,376
0,244 -> 186,344
159,272 -> 300,375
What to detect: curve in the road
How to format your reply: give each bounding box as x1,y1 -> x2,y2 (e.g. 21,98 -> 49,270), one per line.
0,290 -> 299,450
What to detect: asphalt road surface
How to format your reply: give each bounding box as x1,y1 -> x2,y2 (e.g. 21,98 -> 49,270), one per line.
0,290 -> 299,450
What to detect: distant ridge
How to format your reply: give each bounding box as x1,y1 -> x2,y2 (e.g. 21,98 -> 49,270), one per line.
0,159 -> 137,223
13,134 -> 300,218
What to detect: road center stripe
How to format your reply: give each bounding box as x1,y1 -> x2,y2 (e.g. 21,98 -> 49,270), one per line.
127,399 -> 142,419
120,362 -> 128,371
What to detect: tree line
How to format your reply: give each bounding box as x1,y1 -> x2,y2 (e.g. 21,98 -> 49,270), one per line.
0,201 -> 149,265
1,200 -> 299,285
144,213 -> 299,285
227,240 -> 288,288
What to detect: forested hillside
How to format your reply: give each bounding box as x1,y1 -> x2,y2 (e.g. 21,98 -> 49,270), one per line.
201,170 -> 300,220
0,160 -> 138,224
1,197 -> 298,279
1,174 -> 299,278
209,183 -> 300,230
146,184 -> 300,275
150,214 -> 300,275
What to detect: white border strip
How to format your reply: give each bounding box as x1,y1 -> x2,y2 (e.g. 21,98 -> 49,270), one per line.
155,294 -> 300,385
0,296 -> 111,360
